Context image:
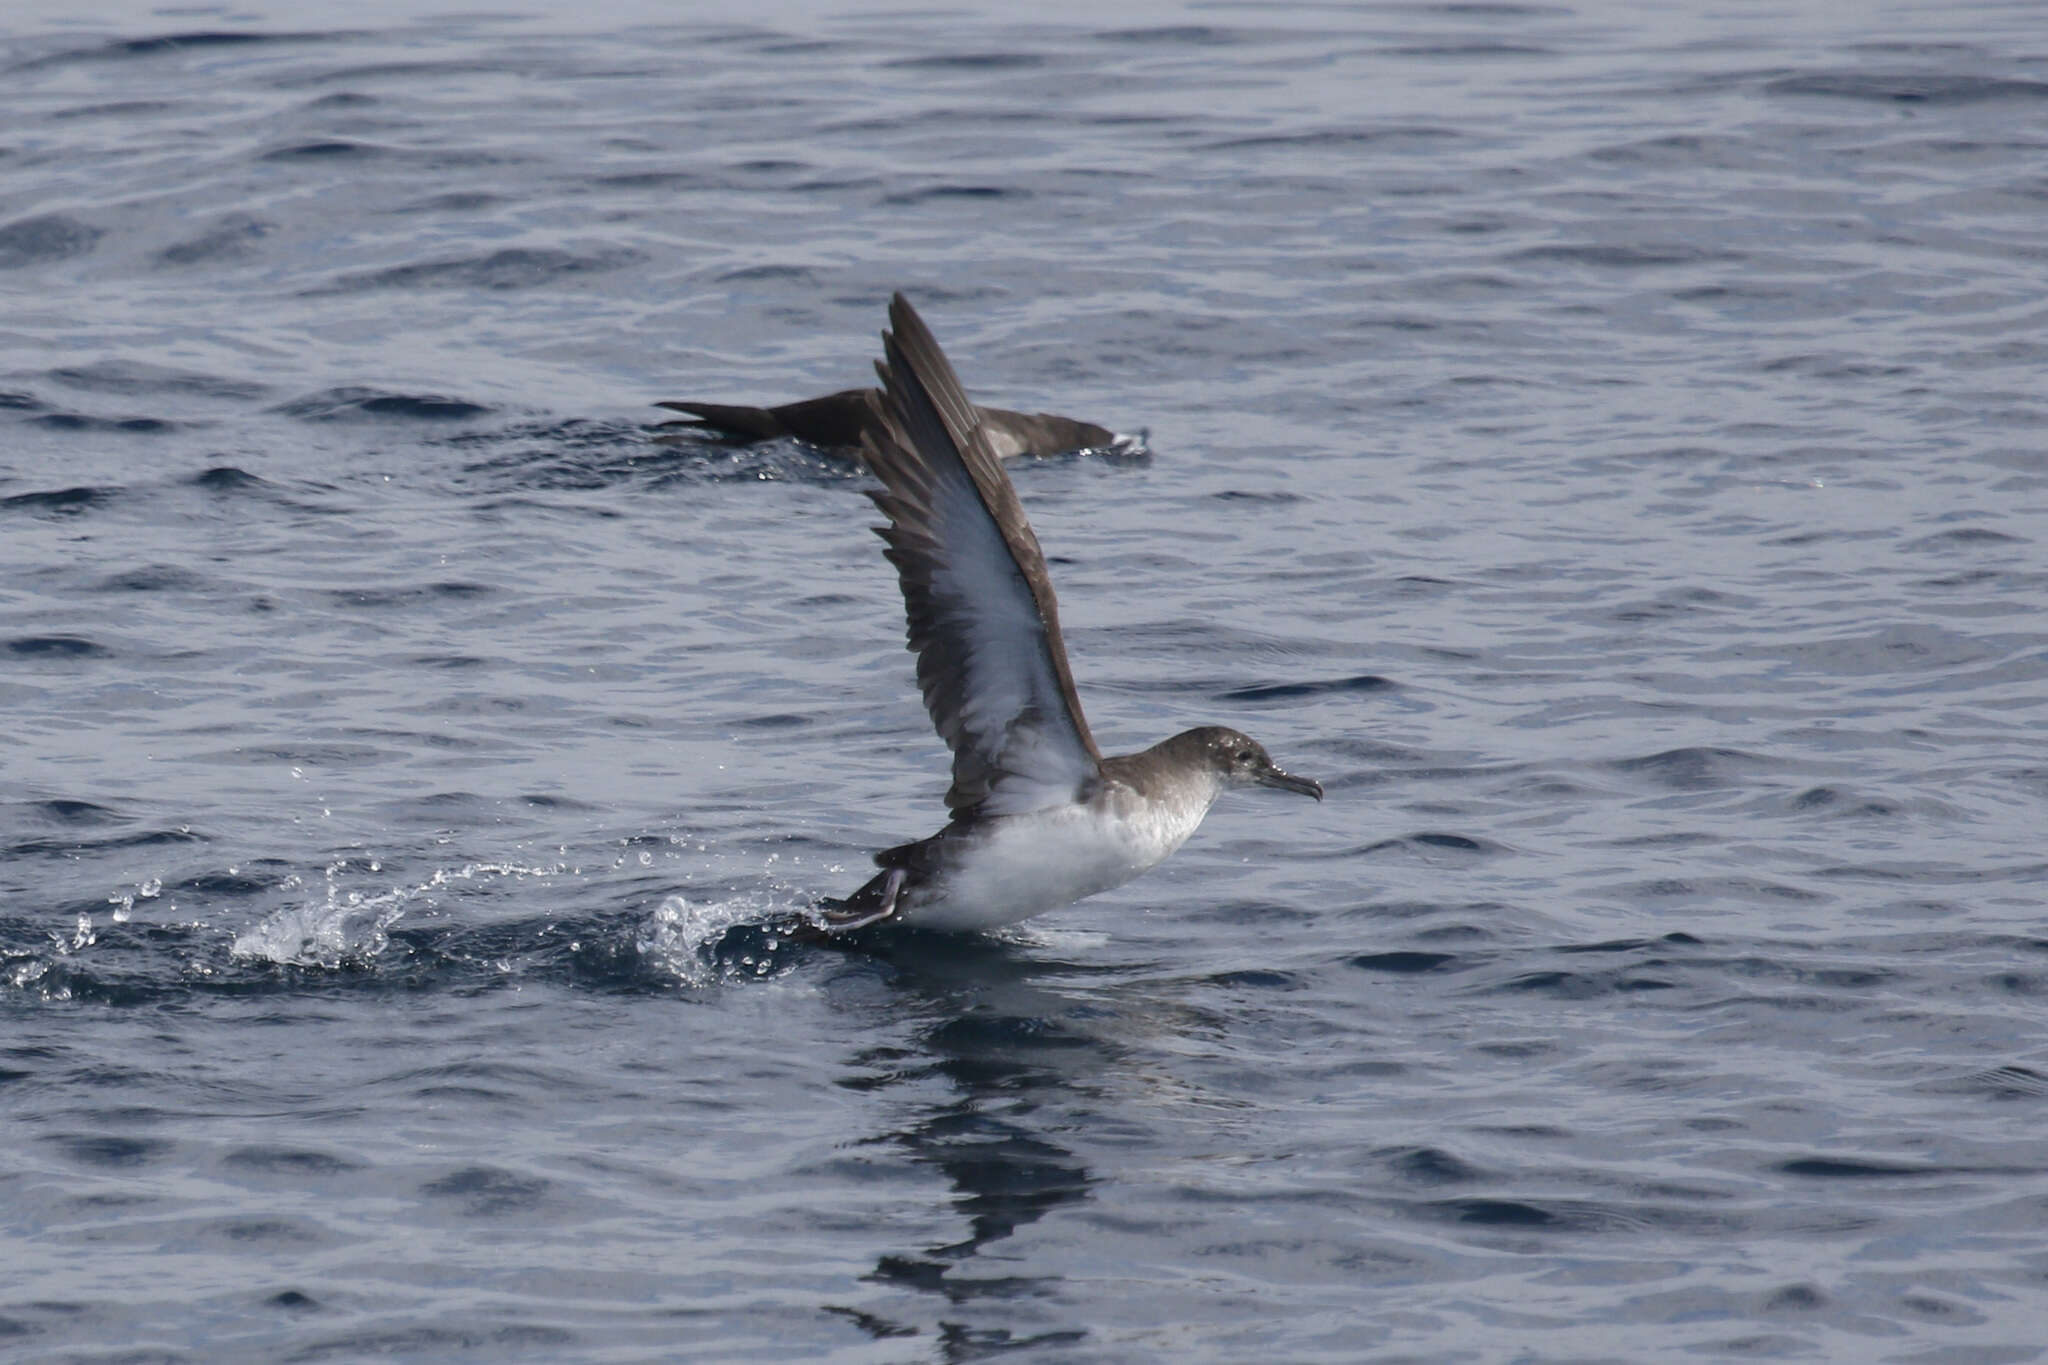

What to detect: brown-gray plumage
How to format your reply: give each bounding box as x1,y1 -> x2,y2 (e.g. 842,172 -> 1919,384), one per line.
654,389 -> 1118,460
814,295 -> 1320,934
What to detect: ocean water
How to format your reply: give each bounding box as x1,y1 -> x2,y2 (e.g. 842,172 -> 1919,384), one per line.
4,1 -> 2048,1359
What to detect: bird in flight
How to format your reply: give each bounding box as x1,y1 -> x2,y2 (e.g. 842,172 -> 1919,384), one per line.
816,294 -> 1321,934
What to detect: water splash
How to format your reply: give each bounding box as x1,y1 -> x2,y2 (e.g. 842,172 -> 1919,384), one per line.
634,892 -> 805,988
231,858 -> 566,968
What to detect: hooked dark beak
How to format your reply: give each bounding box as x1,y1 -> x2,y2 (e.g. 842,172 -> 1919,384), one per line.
1258,765 -> 1323,802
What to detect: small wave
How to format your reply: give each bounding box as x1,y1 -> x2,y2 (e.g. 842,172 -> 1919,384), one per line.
310,246 -> 643,295
879,184 -> 1029,207
0,213 -> 103,269
29,412 -> 177,434
273,386 -> 493,422
44,359 -> 268,401
1765,71 -> 2048,105
1,486 -> 115,516
157,214 -> 273,266
5,634 -> 109,659
1220,673 -> 1390,702
882,51 -> 1049,71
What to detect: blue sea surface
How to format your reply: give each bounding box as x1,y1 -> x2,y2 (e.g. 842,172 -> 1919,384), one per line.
4,1 -> 2048,1359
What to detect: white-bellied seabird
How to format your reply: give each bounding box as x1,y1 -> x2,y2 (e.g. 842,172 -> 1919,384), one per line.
815,295 -> 1321,934
655,389 -> 1127,459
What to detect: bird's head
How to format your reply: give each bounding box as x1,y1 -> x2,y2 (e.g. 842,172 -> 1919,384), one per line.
1186,726 -> 1323,801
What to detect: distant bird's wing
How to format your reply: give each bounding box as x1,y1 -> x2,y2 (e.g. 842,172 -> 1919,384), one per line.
862,294 -> 1103,818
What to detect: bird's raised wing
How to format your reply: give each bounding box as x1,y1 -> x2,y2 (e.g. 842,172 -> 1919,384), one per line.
861,294 -> 1103,818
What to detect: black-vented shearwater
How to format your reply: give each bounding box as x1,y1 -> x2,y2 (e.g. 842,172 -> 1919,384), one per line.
815,295 -> 1320,935
655,389 -> 1127,460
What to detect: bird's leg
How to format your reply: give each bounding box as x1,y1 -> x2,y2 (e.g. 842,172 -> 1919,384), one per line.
816,867 -> 906,932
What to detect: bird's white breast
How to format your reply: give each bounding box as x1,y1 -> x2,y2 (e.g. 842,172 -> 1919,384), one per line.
902,780 -> 1219,932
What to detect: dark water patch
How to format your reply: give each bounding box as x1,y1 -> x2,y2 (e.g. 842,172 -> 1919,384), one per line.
1349,950 -> 1460,974
157,214 -> 273,266
6,826 -> 207,859
740,712 -> 811,730
5,635 -> 108,659
1417,1197 -> 1558,1228
1202,968 -> 1301,990
1779,1157 -> 1948,1180
176,870 -> 282,897
1,486 -> 114,516
397,191 -> 507,214
268,1290 -> 320,1311
272,58 -> 511,90
419,1164 -> 550,1216
1607,586 -> 1743,622
716,264 -> 818,284
823,1306 -> 919,1341
1393,42 -> 1549,58
1219,673 -> 1391,703
1903,526 -> 2025,551
222,1145 -> 363,1177
1095,25 -> 1246,44
190,466 -> 270,493
1212,489 -> 1304,504
1602,874 -> 1823,904
45,360 -> 268,402
1360,832 -> 1501,861
275,387 -> 492,423
0,213 -> 103,268
1787,785 -> 1898,818
884,51 -> 1048,71
44,1133 -> 173,1169
49,99 -> 178,121
1607,746 -> 1773,791
203,1216 -> 329,1248
1413,1193 -> 1728,1236
313,246 -> 642,294
112,31 -> 325,58
1513,242 -> 1738,270
1384,1146 -> 1484,1185
111,557 -> 220,612
1762,1283 -> 1826,1313
1920,1065 -> 2048,1100
1205,126 -> 1459,152
1556,932 -> 1702,954
0,390 -> 42,410
29,411 -> 176,434
320,582 -> 493,610
590,170 -> 711,192
1488,967 -> 1679,999
1766,72 -> 2048,105
23,799 -> 123,826
925,1012 -> 1100,1058
1760,352 -> 1916,381
880,184 -> 1028,206
260,139 -> 385,162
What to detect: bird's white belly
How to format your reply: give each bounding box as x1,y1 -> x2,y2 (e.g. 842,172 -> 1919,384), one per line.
901,792 -> 1211,932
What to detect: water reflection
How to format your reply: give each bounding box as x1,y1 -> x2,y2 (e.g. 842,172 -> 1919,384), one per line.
835,933 -> 1116,1355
